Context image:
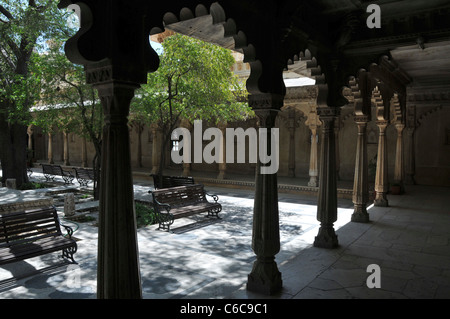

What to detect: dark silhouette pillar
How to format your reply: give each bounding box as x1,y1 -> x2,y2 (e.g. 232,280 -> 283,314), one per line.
89,72 -> 142,299
247,93 -> 283,295
314,106 -> 339,249
352,115 -> 370,222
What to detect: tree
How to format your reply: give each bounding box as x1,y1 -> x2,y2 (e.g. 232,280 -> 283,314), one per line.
130,34 -> 252,176
33,40 -> 103,198
0,0 -> 73,187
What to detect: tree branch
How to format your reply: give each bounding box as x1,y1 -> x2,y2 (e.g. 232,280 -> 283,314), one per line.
0,5 -> 14,21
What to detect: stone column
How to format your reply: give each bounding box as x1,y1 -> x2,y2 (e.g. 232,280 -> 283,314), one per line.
93,79 -> 142,299
308,126 -> 319,187
313,107 -> 339,249
247,94 -> 282,295
63,131 -> 70,166
394,123 -> 405,191
27,125 -> 33,150
81,137 -> 88,167
334,118 -> 341,181
27,125 -> 34,165
374,120 -> 389,207
405,127 -> 416,185
150,124 -> 160,175
180,119 -> 192,177
217,121 -> 227,180
405,104 -> 416,185
47,132 -> 54,164
351,115 -> 370,223
288,109 -> 296,178
305,106 -> 320,187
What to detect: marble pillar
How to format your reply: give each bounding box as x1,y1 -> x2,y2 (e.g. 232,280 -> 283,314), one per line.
374,120 -> 389,207
47,133 -> 54,164
334,119 -> 341,181
351,115 -> 370,223
150,124 -> 160,175
63,131 -> 70,166
394,123 -> 405,192
247,94 -> 282,295
313,107 -> 339,249
405,127 -> 416,185
217,121 -> 227,180
94,80 -> 142,299
308,125 -> 319,187
81,137 -> 88,168
288,109 -> 296,178
305,106 -> 320,187
180,120 -> 192,177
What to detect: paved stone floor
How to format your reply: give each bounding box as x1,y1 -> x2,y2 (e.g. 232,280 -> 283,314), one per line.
0,168 -> 449,301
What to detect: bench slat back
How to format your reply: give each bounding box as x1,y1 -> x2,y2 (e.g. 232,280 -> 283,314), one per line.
152,184 -> 206,207
151,174 -> 195,189
75,168 -> 95,179
0,207 -> 62,248
41,164 -> 63,175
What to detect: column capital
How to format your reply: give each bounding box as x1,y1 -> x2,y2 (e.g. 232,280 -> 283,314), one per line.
354,115 -> 370,124
317,107 -> 340,120
248,93 -> 284,111
376,119 -> 389,127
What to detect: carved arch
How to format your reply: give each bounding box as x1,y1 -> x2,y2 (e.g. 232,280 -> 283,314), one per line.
150,2 -> 277,96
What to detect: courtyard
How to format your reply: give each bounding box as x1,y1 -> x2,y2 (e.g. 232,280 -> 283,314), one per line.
0,167 -> 449,300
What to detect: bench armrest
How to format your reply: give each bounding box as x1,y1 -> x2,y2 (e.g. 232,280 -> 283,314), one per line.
62,170 -> 74,177
153,198 -> 171,212
58,219 -> 75,239
206,193 -> 219,203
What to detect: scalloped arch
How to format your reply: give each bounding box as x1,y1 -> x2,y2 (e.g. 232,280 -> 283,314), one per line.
153,2 -> 266,94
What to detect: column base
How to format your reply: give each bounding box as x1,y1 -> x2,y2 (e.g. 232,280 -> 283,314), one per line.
351,205 -> 370,223
247,257 -> 282,295
374,194 -> 389,207
217,171 -> 226,180
314,224 -> 338,249
308,177 -> 318,187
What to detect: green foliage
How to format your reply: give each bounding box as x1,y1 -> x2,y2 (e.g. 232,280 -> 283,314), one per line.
135,202 -> 157,228
130,33 -> 252,128
17,181 -> 48,190
32,41 -> 102,141
0,0 -> 76,124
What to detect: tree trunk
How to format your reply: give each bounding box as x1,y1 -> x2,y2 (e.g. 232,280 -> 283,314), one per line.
0,113 -> 29,187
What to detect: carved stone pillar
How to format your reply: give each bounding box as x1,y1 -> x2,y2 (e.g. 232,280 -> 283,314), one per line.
394,123 -> 405,191
374,120 -> 389,207
314,107 -> 339,248
351,115 -> 370,223
217,121 -> 227,180
93,77 -> 142,299
305,105 -> 321,187
247,94 -> 282,295
47,132 -> 54,164
63,131 -> 70,166
308,126 -> 319,187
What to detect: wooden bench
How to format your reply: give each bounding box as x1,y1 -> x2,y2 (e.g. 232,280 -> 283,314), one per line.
150,174 -> 195,189
73,167 -> 95,187
0,206 -> 78,265
41,164 -> 74,184
150,184 -> 222,231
